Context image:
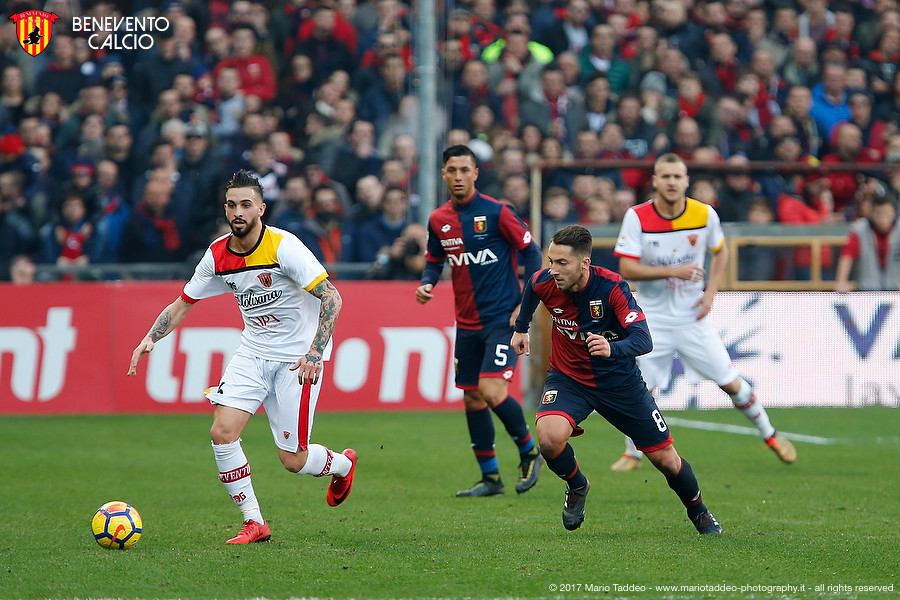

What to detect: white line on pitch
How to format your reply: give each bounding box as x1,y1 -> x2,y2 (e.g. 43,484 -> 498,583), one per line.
665,417 -> 837,445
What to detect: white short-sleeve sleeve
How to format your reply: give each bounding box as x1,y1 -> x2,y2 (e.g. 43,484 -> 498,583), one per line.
614,208 -> 644,260
182,248 -> 232,301
277,233 -> 328,290
706,205 -> 726,251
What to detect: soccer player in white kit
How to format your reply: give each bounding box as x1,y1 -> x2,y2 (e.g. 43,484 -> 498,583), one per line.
610,154 -> 796,471
127,170 -> 357,544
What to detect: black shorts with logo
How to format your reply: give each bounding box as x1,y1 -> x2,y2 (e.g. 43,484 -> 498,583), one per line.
536,369 -> 673,452
454,326 -> 519,390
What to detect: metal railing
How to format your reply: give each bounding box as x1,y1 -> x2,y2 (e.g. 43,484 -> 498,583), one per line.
584,223 -> 851,291
32,225 -> 850,290
32,261 -> 377,282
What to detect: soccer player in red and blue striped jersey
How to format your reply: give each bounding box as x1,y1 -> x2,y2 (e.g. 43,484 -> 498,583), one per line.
416,145 -> 544,497
512,225 -> 722,533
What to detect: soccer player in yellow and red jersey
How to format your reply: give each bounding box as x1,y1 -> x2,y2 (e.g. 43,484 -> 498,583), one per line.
128,170 -> 357,544
611,154 -> 796,471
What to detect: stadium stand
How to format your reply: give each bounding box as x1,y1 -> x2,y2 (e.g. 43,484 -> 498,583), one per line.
1,0 -> 898,286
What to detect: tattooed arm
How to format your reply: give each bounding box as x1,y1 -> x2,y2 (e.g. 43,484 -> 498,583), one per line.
290,278 -> 342,385
127,297 -> 194,375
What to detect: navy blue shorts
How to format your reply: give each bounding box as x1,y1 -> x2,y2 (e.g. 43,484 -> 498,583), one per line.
454,326 -> 519,390
536,370 -> 673,452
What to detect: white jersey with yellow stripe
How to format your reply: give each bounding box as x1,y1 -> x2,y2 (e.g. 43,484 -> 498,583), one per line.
614,198 -> 725,326
182,225 -> 332,362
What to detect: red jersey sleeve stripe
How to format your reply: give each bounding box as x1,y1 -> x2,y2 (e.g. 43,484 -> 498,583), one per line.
608,283 -> 645,328
613,250 -> 641,259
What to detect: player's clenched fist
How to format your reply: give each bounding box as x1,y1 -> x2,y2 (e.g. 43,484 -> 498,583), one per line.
510,331 -> 530,356
415,283 -> 434,304
585,332 -> 610,357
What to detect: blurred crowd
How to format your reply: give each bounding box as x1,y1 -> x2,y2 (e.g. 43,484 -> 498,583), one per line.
1,0 -> 899,283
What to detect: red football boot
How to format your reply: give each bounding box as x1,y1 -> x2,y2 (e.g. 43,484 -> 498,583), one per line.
326,449 -> 358,507
225,520 -> 271,544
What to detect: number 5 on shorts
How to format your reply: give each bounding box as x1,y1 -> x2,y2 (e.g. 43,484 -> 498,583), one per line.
494,344 -> 510,367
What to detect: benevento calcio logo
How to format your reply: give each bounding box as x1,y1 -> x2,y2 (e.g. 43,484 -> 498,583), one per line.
10,11 -> 59,57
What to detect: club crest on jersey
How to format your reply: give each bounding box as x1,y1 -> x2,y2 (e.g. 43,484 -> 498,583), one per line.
688,234 -> 698,246
283,431 -> 291,439
9,10 -> 59,57
541,390 -> 558,405
257,272 -> 273,287
590,300 -> 604,320
474,215 -> 487,233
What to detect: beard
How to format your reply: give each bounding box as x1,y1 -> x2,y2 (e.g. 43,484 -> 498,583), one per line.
230,217 -> 257,238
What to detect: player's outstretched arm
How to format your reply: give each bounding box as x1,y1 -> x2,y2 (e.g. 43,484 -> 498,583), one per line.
127,297 -> 193,375
291,278 -> 342,385
513,273 -> 542,336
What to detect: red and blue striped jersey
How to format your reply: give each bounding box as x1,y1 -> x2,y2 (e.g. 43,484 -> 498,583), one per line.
425,191 -> 534,330
517,265 -> 652,388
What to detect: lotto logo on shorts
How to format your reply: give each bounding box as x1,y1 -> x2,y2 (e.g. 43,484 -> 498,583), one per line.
541,390 -> 558,405
502,369 -> 514,380
589,300 -> 603,320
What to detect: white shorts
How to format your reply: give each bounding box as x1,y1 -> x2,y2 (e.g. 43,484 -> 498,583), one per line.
206,351 -> 323,453
637,317 -> 739,391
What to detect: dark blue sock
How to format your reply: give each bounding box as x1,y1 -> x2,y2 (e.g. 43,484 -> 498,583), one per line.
491,396 -> 536,456
466,406 -> 498,475
665,457 -> 707,519
545,443 -> 588,490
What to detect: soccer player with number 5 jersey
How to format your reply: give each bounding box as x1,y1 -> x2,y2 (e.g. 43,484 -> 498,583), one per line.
416,145 -> 545,497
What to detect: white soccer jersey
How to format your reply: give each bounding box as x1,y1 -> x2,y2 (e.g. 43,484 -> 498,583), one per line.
614,198 -> 725,326
182,226 -> 332,362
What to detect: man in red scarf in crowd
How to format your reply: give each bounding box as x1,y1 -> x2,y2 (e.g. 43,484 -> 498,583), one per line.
120,176 -> 186,263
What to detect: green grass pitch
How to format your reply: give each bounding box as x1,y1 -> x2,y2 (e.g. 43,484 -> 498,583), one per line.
1,408 -> 898,600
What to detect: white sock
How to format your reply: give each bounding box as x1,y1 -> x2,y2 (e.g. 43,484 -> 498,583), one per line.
624,436 -> 644,459
213,439 -> 264,524
298,443 -> 352,477
728,378 -> 776,439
